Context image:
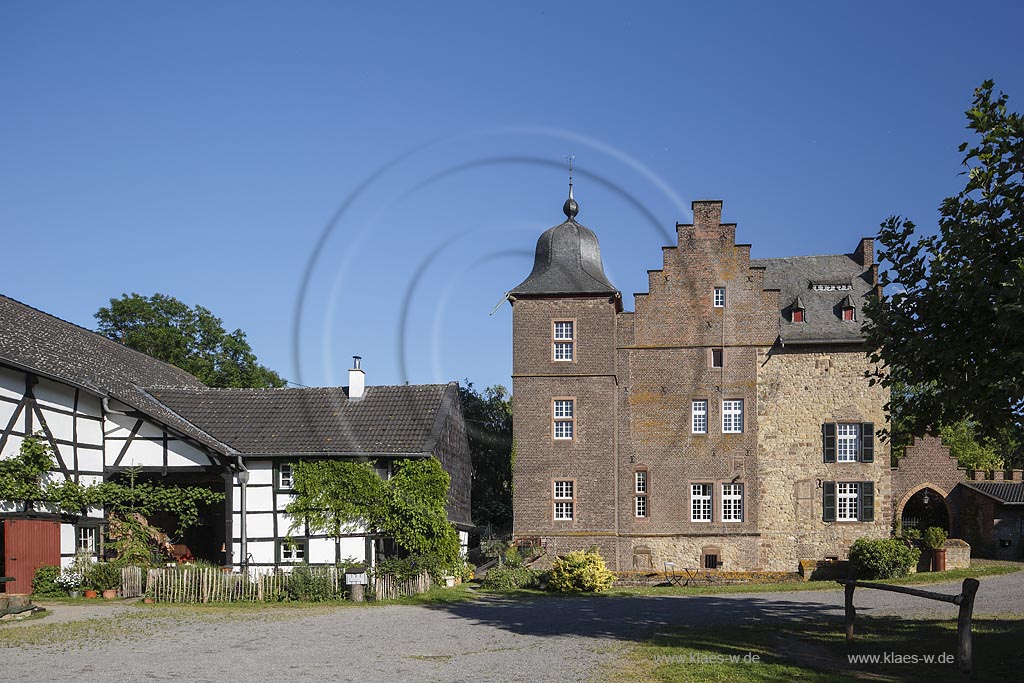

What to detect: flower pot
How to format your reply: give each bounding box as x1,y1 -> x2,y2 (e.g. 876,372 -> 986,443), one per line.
143,597 -> 155,604
68,590 -> 81,599
84,589 -> 98,599
102,589 -> 118,600
932,547 -> 947,572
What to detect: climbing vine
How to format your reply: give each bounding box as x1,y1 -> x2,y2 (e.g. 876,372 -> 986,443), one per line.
286,456 -> 461,576
0,433 -> 223,534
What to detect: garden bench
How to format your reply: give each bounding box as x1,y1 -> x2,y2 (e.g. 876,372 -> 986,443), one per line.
0,577 -> 36,616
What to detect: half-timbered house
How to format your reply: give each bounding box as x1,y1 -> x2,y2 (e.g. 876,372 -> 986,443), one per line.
0,295 -> 471,590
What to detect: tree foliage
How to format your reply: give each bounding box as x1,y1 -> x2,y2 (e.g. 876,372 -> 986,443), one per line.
459,382 -> 513,531
865,81 -> 1024,464
95,293 -> 286,388
286,456 -> 461,573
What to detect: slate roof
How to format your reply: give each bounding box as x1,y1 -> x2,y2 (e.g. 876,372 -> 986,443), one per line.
750,253 -> 873,345
148,383 -> 458,456
510,218 -> 618,297
0,294 -> 234,455
963,482 -> 1024,504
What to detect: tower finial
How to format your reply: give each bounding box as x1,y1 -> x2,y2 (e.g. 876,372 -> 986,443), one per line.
563,154 -> 579,220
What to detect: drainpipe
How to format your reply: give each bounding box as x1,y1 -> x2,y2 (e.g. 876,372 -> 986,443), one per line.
236,457 -> 250,573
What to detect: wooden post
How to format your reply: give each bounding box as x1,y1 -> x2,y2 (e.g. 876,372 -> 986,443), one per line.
844,583 -> 856,642
957,578 -> 979,676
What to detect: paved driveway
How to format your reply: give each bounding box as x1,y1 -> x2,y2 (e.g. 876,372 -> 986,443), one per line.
5,571 -> 1023,683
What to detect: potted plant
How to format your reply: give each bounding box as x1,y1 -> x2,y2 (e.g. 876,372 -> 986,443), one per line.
923,526 -> 948,572
86,562 -> 122,599
55,567 -> 84,598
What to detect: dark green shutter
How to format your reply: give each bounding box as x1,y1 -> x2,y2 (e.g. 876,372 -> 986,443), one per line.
823,423 -> 836,462
823,481 -> 836,522
860,423 -> 875,462
860,482 -> 875,522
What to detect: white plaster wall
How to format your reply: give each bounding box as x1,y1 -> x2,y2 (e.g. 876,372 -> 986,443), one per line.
244,461 -> 273,486
60,523 -> 76,555
0,367 -> 23,400
165,440 -> 213,468
34,377 -> 77,412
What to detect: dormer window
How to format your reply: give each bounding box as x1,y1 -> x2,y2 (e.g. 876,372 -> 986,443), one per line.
790,296 -> 805,323
839,295 -> 856,321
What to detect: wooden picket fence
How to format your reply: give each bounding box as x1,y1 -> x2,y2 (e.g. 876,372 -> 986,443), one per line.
373,571 -> 432,600
122,566 -> 432,604
121,566 -> 145,598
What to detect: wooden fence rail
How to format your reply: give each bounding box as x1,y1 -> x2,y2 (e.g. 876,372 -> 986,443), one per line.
836,577 -> 980,676
120,566 -> 432,604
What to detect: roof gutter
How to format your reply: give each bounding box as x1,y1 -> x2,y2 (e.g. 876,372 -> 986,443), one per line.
237,451 -> 434,459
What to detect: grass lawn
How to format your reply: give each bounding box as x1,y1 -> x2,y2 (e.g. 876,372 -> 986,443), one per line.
478,562 -> 1021,600
606,616 -> 1024,683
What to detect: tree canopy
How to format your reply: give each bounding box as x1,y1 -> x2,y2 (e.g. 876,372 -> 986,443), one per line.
459,383 -> 513,532
95,293 -> 286,388
865,81 -> 1024,465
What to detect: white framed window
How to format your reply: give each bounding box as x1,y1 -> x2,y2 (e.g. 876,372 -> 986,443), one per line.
552,320 -> 575,362
635,495 -> 647,518
722,399 -> 744,433
692,400 -> 708,434
714,287 -> 726,307
553,479 -> 574,520
836,424 -> 860,462
836,483 -> 859,521
279,540 -> 306,563
553,399 -> 575,440
635,470 -> 647,494
77,526 -> 97,552
279,463 -> 294,489
722,483 -> 743,522
691,483 -> 712,522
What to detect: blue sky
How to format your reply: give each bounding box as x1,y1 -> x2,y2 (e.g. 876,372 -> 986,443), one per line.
3,2 -> 1022,392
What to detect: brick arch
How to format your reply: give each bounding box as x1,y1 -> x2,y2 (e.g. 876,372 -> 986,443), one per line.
896,483 -> 953,527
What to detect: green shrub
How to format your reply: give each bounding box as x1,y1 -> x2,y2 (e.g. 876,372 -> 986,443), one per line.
480,564 -> 537,591
922,526 -> 948,550
85,561 -> 122,591
901,527 -> 921,541
848,538 -> 921,579
546,550 -> 615,593
32,565 -> 64,597
283,565 -> 340,602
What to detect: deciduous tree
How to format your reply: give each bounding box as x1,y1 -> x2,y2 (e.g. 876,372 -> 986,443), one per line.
866,81 -> 1024,465
96,293 -> 286,388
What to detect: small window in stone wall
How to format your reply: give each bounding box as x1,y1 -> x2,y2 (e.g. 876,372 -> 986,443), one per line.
701,546 -> 722,570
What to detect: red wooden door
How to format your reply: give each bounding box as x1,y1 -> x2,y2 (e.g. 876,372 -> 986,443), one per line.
2,519 -> 60,594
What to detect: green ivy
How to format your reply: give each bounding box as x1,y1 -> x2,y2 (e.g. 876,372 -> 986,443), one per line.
287,456 -> 462,577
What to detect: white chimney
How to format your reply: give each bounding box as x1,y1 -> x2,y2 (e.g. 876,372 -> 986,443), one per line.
348,355 -> 365,399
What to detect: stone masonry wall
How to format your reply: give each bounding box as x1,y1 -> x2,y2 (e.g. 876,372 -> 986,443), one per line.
756,345 -> 892,570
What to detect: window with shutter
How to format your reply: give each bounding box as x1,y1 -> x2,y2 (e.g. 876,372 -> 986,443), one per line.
860,423 -> 874,462
860,482 -> 875,521
822,481 -> 836,521
823,423 -> 836,462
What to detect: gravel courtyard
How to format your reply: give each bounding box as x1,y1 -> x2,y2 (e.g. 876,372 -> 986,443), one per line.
5,571 -> 1023,683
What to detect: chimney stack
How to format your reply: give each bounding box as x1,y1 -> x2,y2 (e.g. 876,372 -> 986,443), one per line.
348,356 -> 365,399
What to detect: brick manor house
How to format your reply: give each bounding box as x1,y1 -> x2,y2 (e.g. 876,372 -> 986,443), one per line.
508,190 -> 891,572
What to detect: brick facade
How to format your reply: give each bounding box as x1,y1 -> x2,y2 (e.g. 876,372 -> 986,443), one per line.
511,199 -> 896,572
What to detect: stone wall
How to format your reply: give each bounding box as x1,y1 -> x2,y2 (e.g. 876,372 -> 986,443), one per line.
756,345 -> 892,570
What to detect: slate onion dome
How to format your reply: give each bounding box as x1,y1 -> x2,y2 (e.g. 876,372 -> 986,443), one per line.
509,184 -> 619,299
